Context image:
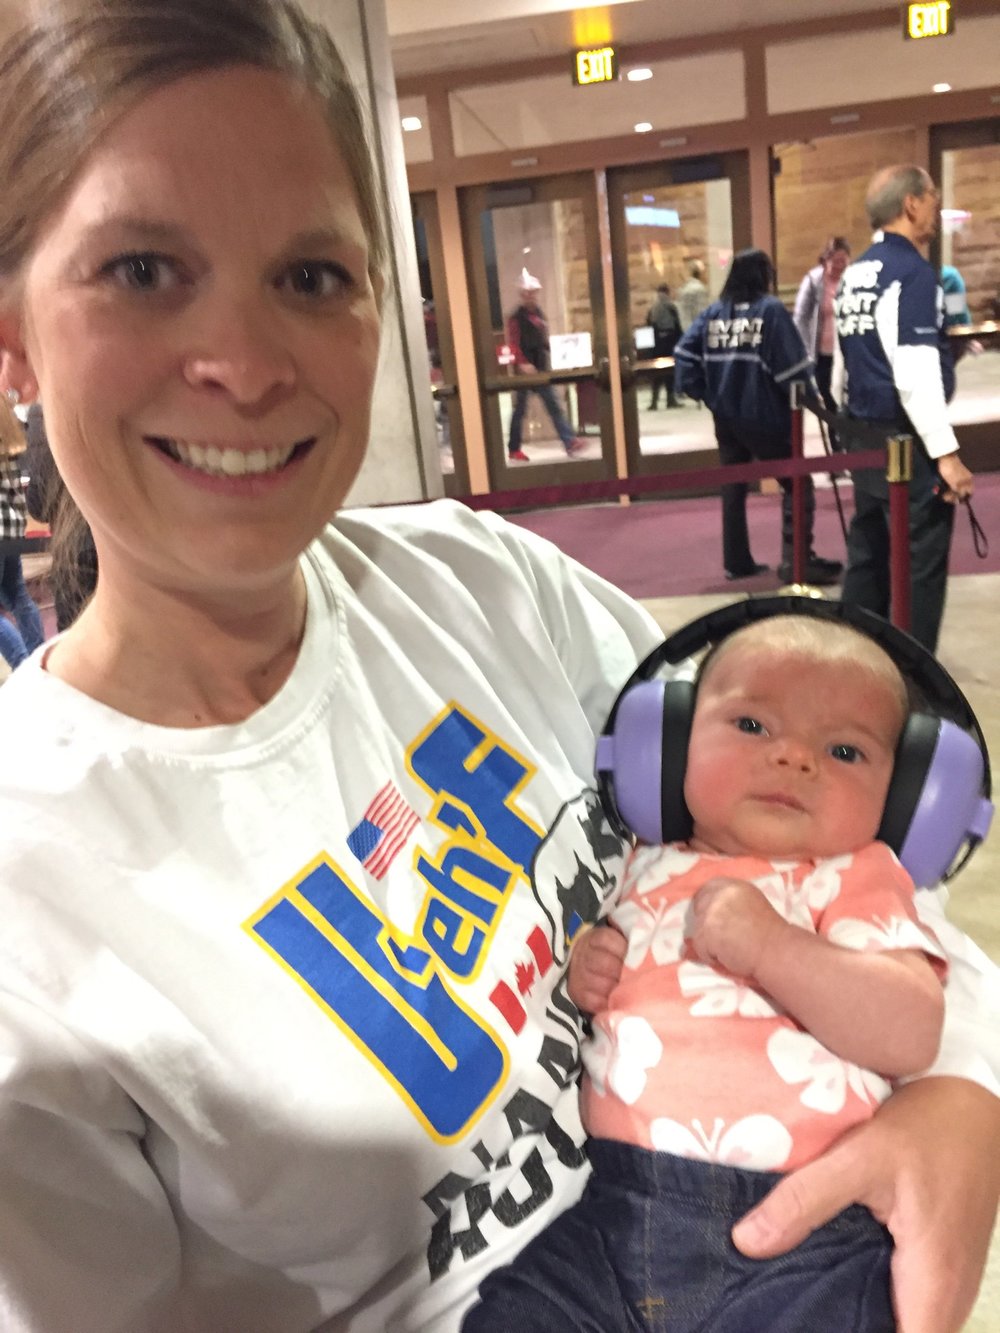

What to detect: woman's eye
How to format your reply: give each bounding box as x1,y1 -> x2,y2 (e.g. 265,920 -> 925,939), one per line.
102,253 -> 178,292
735,716 -> 766,735
830,743 -> 863,764
280,261 -> 351,300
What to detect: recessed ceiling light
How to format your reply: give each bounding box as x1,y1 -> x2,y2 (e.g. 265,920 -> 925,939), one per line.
634,122 -> 653,133
932,82 -> 952,93
627,68 -> 653,82
401,116 -> 423,131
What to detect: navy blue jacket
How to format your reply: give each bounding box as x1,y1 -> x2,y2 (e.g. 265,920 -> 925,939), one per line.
835,231 -> 957,458
674,294 -> 812,437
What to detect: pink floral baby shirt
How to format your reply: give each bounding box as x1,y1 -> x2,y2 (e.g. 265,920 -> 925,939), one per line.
581,841 -> 947,1171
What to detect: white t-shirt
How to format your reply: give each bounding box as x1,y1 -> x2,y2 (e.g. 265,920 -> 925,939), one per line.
0,501 -> 996,1332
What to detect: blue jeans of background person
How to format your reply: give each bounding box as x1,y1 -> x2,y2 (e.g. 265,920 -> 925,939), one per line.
0,553 -> 44,667
462,1140 -> 895,1332
508,385 -> 576,454
0,610 -> 27,668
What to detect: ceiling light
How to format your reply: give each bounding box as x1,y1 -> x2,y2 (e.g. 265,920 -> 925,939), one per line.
627,68 -> 653,82
634,122 -> 653,133
401,116 -> 423,132
932,83 -> 951,93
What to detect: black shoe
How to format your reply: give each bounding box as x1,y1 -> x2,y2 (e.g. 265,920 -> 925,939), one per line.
778,559 -> 841,586
667,396 -> 680,408
809,554 -> 844,575
725,562 -> 770,581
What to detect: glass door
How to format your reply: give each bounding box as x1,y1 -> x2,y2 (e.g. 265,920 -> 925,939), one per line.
411,192 -> 468,497
607,153 -> 751,479
460,173 -> 612,489
930,120 -> 1000,461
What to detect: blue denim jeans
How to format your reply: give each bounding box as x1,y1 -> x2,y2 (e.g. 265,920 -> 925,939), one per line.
508,384 -> 576,453
462,1140 -> 895,1332
0,609 -> 27,668
0,553 -> 44,664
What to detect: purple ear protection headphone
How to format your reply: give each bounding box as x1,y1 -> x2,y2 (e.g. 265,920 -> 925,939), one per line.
595,596 -> 993,888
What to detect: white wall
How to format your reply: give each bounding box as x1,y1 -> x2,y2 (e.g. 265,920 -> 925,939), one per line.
302,0 -> 442,507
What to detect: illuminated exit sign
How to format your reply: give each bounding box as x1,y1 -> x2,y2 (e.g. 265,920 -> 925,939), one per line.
904,1 -> 954,38
572,46 -> 619,86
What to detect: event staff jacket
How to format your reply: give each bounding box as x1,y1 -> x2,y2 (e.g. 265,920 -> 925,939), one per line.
673,294 -> 813,437
834,231 -> 958,459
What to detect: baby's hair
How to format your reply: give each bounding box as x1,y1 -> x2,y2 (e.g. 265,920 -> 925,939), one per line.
696,615 -> 910,735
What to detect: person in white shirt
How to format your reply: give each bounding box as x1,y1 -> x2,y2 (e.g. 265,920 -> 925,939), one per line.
0,5 -> 996,1332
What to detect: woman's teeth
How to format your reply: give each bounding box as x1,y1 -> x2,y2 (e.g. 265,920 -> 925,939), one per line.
158,437 -> 299,476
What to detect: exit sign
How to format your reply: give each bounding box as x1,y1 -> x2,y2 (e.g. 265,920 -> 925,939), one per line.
904,1 -> 954,38
572,46 -> 619,86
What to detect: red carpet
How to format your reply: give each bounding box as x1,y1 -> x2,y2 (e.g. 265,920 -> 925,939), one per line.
508,475 -> 998,601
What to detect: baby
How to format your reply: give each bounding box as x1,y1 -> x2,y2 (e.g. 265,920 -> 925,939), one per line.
465,615 -> 946,1333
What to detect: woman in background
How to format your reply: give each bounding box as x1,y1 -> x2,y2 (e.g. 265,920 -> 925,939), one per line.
675,248 -> 843,586
793,236 -> 851,417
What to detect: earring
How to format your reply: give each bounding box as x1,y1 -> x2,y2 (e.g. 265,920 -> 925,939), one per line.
4,388 -> 19,406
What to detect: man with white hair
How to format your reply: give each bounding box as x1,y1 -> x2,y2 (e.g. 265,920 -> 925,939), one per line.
835,164 -> 974,653
506,271 -> 584,462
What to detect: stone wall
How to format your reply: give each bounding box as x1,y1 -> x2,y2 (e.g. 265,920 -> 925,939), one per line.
945,144 -> 1000,321
773,127 -> 918,300
623,180 -> 731,332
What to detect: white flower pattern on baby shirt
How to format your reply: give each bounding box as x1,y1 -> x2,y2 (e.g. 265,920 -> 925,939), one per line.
767,1028 -> 891,1114
649,1113 -> 793,1170
583,1014 -> 663,1106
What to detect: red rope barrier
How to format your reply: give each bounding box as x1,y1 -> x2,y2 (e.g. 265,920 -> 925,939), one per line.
461,448 -> 885,512
461,388 -> 921,641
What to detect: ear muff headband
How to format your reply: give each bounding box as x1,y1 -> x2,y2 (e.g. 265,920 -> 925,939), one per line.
595,596 -> 993,886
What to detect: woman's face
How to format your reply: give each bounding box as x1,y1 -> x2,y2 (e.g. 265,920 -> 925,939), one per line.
6,66 -> 381,599
824,248 -> 850,280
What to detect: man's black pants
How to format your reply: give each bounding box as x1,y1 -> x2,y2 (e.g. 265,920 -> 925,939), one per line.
841,420 -> 955,654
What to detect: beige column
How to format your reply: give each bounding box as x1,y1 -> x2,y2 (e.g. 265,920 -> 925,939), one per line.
302,0 -> 443,506
743,37 -> 774,259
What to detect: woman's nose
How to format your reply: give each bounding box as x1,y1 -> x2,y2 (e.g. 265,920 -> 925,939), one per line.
182,301 -> 296,405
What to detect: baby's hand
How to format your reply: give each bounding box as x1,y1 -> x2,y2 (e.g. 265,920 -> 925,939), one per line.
688,877 -> 785,979
567,924 -> 627,1016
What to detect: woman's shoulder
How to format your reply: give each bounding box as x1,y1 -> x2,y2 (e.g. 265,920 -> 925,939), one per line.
321,499 -> 552,579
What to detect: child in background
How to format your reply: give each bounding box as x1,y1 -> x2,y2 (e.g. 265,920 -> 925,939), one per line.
465,615 -> 947,1333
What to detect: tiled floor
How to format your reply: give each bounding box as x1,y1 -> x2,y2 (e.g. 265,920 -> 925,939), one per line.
641,573 -> 1000,1333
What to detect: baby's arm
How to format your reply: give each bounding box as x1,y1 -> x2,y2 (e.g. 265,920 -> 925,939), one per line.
689,877 -> 944,1076
567,925 -> 627,1016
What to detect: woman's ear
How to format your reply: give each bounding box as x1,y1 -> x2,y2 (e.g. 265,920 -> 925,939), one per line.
0,310 -> 38,403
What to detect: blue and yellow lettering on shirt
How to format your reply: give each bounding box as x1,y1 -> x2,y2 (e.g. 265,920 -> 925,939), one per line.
245,705 -> 546,1143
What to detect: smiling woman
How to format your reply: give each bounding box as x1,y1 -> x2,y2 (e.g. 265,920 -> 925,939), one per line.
13,65 -> 382,662
0,3 -> 997,1333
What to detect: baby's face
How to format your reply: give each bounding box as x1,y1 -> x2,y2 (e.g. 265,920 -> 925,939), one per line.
683,647 -> 901,861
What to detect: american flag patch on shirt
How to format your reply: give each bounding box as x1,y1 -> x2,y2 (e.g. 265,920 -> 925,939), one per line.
347,782 -> 420,879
